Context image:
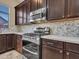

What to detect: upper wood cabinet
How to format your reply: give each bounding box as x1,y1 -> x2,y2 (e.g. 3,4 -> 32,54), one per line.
15,0 -> 46,25
30,0 -> 46,11
38,0 -> 46,9
15,6 -> 24,25
67,0 -> 79,17
15,0 -> 79,25
47,0 -> 65,20
15,0 -> 31,25
22,1 -> 30,24
30,0 -> 38,11
26,1 -> 31,23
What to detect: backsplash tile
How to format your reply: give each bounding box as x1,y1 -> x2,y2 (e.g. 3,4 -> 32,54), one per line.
20,18 -> 79,37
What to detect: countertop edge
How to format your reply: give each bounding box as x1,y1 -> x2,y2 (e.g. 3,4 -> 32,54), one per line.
41,35 -> 79,44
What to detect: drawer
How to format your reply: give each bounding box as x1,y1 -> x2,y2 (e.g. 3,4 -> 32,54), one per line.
66,43 -> 79,53
42,39 -> 63,49
17,35 -> 22,40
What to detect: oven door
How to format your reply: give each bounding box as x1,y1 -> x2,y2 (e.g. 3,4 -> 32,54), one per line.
22,40 -> 39,59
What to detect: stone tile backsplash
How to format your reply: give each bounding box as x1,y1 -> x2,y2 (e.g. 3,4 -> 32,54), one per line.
20,18 -> 79,37
53,21 -> 79,37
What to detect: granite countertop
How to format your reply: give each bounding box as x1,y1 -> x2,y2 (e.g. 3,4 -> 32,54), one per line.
41,35 -> 79,44
0,32 -> 24,35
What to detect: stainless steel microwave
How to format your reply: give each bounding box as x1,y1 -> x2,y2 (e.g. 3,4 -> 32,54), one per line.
29,8 -> 46,23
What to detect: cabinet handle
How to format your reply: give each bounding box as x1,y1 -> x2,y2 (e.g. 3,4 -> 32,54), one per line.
47,42 -> 54,45
62,16 -> 64,18
59,50 -> 63,54
67,15 -> 70,17
66,52 -> 70,56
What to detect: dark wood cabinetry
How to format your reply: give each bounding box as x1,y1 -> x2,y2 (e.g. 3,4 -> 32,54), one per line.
65,42 -> 79,59
26,1 -> 30,23
30,0 -> 46,11
15,35 -> 22,53
0,34 -> 22,54
15,0 -> 46,25
42,39 -> 79,59
64,51 -> 79,59
42,39 -> 63,59
42,45 -> 63,59
15,6 -> 24,25
6,34 -> 14,50
15,1 -> 30,25
38,0 -> 46,9
67,0 -> 79,17
42,39 -> 63,49
47,0 -> 65,20
15,0 -> 79,25
0,35 -> 7,52
65,43 -> 79,53
30,0 -> 38,11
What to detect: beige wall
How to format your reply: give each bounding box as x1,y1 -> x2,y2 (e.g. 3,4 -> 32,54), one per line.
0,0 -> 23,32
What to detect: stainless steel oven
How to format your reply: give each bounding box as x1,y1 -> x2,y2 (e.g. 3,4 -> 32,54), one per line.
22,40 -> 39,59
22,27 -> 50,59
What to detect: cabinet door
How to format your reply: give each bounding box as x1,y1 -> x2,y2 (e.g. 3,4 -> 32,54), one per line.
38,0 -> 46,9
65,51 -> 79,59
18,6 -> 24,24
16,6 -> 24,25
42,45 -> 63,59
23,1 -> 31,24
0,35 -> 7,52
26,1 -> 31,23
6,35 -> 14,50
16,35 -> 22,53
67,0 -> 79,17
47,0 -> 65,20
22,5 -> 26,24
30,0 -> 38,11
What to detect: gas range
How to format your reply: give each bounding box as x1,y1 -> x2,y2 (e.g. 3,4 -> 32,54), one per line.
23,27 -> 50,45
22,27 -> 50,59
23,33 -> 40,45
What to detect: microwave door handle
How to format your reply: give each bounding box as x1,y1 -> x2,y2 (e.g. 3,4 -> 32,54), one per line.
41,13 -> 44,17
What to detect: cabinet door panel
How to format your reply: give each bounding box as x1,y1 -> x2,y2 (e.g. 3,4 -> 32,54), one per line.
22,5 -> 26,24
7,35 -> 14,50
16,35 -> 22,53
26,1 -> 30,23
68,0 -> 79,17
38,0 -> 46,9
30,0 -> 38,11
65,52 -> 79,59
42,39 -> 63,49
0,35 -> 7,52
66,43 -> 79,53
42,45 -> 63,59
47,0 -> 65,20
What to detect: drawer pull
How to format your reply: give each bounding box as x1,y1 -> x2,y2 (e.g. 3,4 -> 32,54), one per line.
47,42 -> 54,45
66,52 -> 70,56
59,50 -> 63,53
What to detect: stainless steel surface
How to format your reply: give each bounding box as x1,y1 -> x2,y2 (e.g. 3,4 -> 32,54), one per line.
29,8 -> 46,23
22,27 -> 50,59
